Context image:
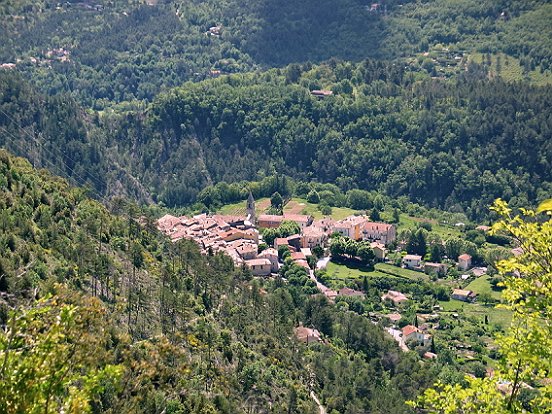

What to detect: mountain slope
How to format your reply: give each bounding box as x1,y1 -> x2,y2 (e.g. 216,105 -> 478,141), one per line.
0,149 -> 440,413
1,0 -> 551,106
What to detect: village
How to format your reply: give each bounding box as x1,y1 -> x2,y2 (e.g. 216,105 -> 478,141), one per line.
157,192 -> 499,358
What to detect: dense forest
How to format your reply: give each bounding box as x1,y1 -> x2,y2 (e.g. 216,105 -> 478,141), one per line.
0,150 -> 445,413
2,61 -> 551,219
1,0 -> 552,412
0,0 -> 551,106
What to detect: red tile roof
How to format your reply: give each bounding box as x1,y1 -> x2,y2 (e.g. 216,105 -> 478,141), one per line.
402,325 -> 419,337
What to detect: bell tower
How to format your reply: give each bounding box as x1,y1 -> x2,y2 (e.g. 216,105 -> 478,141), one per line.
246,191 -> 256,225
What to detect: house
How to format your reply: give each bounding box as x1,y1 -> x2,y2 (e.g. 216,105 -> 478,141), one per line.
294,326 -> 321,344
245,258 -> 272,276
370,242 -> 386,261
476,225 -> 490,232
423,352 -> 438,359
458,254 -> 472,270
258,213 -> 313,229
381,290 -> 408,305
302,226 -> 327,249
258,248 -> 279,272
424,262 -> 448,275
286,234 -> 303,250
334,216 -> 366,240
451,289 -> 477,302
235,243 -> 258,260
471,267 -> 487,277
274,238 -> 289,250
310,89 -> 333,98
157,214 -> 182,232
338,287 -> 365,298
220,228 -> 258,244
283,213 -> 314,229
402,325 -> 431,346
312,217 -> 336,233
363,222 -> 396,244
291,251 -> 307,262
295,260 -> 310,269
258,214 -> 285,229
386,313 -> 402,323
402,254 -> 422,269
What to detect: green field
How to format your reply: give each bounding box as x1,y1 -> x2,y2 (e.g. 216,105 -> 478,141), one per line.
439,300 -> 511,328
217,197 -> 270,215
375,263 -> 430,281
325,261 -> 393,281
469,52 -> 552,86
465,276 -> 502,301
395,213 -> 462,239
217,197 -> 359,220
283,198 -> 358,220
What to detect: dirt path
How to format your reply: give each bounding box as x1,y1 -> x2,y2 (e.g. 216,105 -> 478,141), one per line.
310,391 -> 326,414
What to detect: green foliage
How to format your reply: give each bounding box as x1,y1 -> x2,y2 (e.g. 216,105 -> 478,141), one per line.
412,199 -> 552,412
330,236 -> 375,267
0,289 -> 123,414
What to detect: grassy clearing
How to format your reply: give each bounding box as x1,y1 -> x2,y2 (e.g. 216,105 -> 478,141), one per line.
284,198 -> 358,220
469,52 -> 552,85
217,198 -> 270,215
218,197 -> 359,220
465,276 -> 502,301
438,300 -> 511,328
396,213 -> 462,239
325,261 -> 395,281
375,263 -> 429,281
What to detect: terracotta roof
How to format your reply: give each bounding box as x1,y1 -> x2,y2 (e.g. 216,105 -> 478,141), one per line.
258,214 -> 285,222
386,313 -> 402,322
338,287 -> 365,297
402,325 -> 419,337
365,222 -> 393,231
458,254 -> 472,260
245,258 -> 271,267
259,248 -> 278,256
291,252 -> 306,261
283,213 -> 312,223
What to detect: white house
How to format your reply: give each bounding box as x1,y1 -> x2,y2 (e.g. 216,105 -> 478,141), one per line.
245,258 -> 272,276
451,289 -> 477,302
402,325 -> 431,346
402,254 -> 422,269
258,248 -> 279,273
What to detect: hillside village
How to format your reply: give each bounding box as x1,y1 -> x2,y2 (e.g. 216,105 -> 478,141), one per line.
157,193 -> 498,354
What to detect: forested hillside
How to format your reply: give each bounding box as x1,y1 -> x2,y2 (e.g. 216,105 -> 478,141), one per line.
1,0 -> 551,107
3,60 -> 551,219
1,150 -> 446,413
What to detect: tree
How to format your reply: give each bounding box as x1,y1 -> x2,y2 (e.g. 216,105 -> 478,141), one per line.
406,229 -> 427,257
391,208 -> 401,224
369,208 -> 381,221
411,199 -> 552,413
270,191 -> 284,210
478,291 -> 492,306
0,289 -> 123,414
357,244 -> 375,267
306,190 -> 320,204
445,238 -> 464,261
429,243 -> 444,263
